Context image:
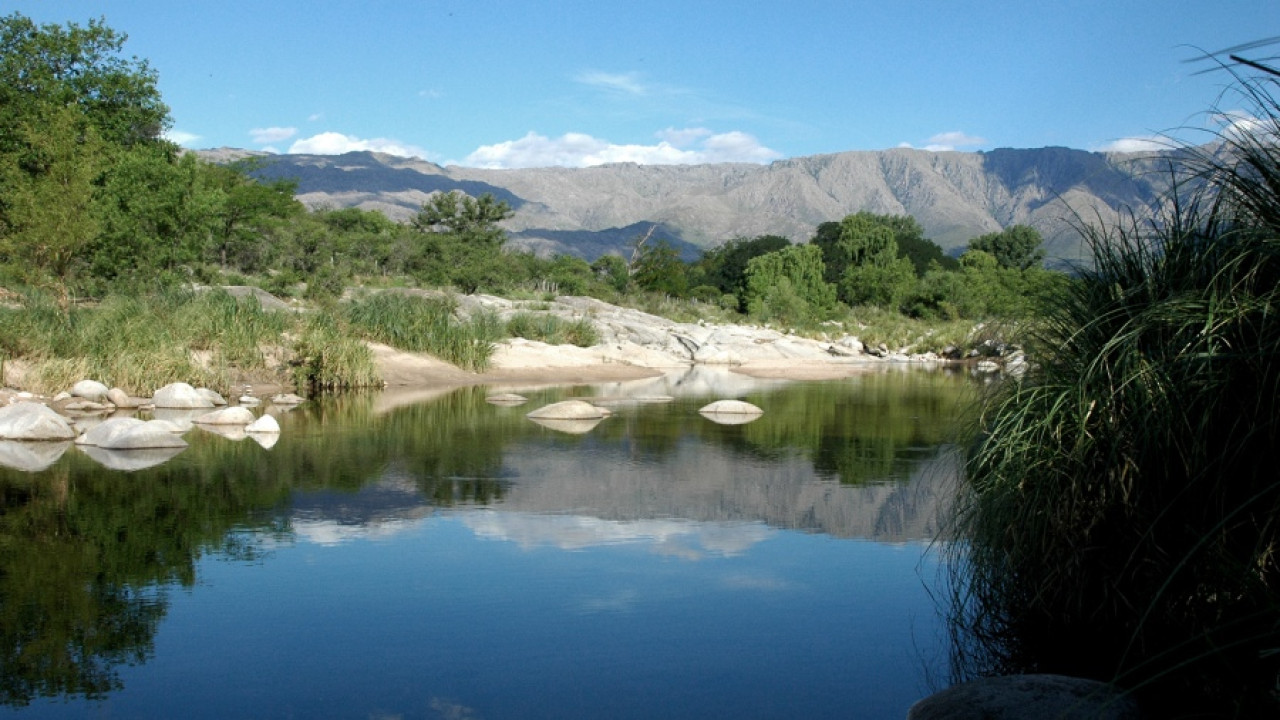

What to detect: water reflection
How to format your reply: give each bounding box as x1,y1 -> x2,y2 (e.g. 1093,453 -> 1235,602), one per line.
0,366 -> 973,711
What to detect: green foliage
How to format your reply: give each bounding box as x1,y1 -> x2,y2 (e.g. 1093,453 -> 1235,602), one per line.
343,292 -> 499,371
744,243 -> 836,324
0,13 -> 169,149
630,238 -> 689,296
290,311 -> 379,391
410,191 -> 513,293
505,311 -> 599,347
590,254 -> 630,293
967,224 -> 1045,270
698,234 -> 791,309
951,74 -> 1280,714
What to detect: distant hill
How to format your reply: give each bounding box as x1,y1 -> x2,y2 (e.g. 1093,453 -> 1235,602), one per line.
199,146 -> 1178,263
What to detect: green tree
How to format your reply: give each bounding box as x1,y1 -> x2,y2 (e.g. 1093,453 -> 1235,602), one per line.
410,191 -> 513,293
590,254 -> 630,293
698,234 -> 791,310
631,238 -> 690,296
967,224 -> 1045,270
0,103 -> 104,303
744,243 -> 836,323
0,13 -> 169,150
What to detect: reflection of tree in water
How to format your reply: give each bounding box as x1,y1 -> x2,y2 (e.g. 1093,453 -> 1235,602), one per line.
0,453 -> 292,706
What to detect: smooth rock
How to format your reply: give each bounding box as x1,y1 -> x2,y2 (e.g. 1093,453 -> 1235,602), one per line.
197,388 -> 228,406
192,406 -> 256,425
71,380 -> 110,402
698,400 -> 764,416
271,393 -> 306,405
107,387 -> 140,408
152,382 -> 214,409
0,402 -> 77,440
76,417 -> 146,446
906,674 -> 1143,720
526,400 -> 606,420
245,414 -> 280,433
98,421 -> 189,450
238,396 -> 261,407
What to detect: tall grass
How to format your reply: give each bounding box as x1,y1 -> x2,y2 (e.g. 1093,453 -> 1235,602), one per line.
0,289 -> 292,394
290,311 -> 380,391
343,292 -> 500,372
949,72 -> 1280,715
505,311 -> 600,347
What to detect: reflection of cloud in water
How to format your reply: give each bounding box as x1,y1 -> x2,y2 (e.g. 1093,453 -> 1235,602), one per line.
720,572 -> 790,591
292,517 -> 425,546
578,588 -> 640,614
462,510 -> 773,556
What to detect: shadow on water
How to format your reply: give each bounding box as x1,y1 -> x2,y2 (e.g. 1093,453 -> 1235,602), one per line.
0,366 -> 975,708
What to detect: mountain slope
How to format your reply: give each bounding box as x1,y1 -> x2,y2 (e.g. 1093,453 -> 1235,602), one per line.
204,146 -> 1174,262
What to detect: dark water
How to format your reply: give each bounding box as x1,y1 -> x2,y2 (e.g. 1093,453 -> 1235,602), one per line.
0,367 -> 973,719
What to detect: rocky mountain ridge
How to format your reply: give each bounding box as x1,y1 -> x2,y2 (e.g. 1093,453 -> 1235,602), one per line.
205,145 -> 1181,262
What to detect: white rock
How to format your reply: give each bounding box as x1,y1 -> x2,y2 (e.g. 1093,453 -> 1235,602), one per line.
152,382 -> 214,409
0,402 -> 77,440
98,421 -> 189,450
238,396 -> 261,407
271,393 -> 306,405
526,400 -> 606,420
76,417 -> 146,446
71,380 -> 110,401
192,406 -> 256,425
106,387 -> 137,408
197,388 -> 228,406
245,414 -> 280,433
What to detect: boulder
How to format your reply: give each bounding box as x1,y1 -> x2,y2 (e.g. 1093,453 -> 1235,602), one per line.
0,402 -> 77,440
245,414 -> 280,433
238,396 -> 261,407
907,674 -> 1142,720
271,393 -> 306,405
197,388 -> 228,406
99,421 -> 189,450
71,379 -> 110,402
107,387 -> 142,408
526,400 -> 607,420
192,406 -> 256,425
698,400 -> 764,416
76,417 -> 146,446
152,382 -> 214,409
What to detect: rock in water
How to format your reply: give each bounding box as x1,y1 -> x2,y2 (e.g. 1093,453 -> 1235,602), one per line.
192,406 -> 256,425
153,382 -> 215,409
0,402 -> 77,440
526,400 -> 606,420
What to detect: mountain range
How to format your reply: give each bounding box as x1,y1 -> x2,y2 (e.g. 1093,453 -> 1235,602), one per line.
199,145 -> 1181,263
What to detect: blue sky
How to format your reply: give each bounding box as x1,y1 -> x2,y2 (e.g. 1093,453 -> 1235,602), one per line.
11,1 -> 1278,168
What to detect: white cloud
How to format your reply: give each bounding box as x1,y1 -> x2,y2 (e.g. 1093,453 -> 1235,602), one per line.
1097,136 -> 1168,153
288,131 -> 432,159
307,112 -> 324,122
1212,110 -> 1280,143
900,130 -> 987,152
249,126 -> 298,144
575,70 -> 647,95
164,129 -> 201,146
460,129 -> 781,169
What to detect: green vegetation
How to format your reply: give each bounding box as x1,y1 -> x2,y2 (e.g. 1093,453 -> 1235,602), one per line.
0,10 -> 1070,395
505,311 -> 599,347
949,72 -> 1280,715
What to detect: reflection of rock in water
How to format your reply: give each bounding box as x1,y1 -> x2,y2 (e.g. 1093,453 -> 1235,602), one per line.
80,445 -> 186,472
528,417 -> 604,434
0,440 -> 71,472
494,440 -> 958,543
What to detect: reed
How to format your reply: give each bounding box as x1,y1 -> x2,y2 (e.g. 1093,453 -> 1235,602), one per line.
948,72 -> 1280,715
505,311 -> 600,347
342,292 -> 499,372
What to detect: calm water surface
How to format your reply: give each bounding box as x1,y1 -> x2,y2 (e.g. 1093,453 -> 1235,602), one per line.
0,367 -> 973,719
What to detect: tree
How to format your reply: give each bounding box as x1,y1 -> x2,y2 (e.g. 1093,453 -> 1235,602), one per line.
744,244 -> 836,323
0,103 -> 104,303
0,13 -> 169,150
967,225 -> 1045,270
410,191 -> 513,293
631,239 -> 689,296
698,234 -> 791,310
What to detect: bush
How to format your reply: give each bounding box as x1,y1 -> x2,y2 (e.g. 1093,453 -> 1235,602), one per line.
949,72 -> 1280,715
